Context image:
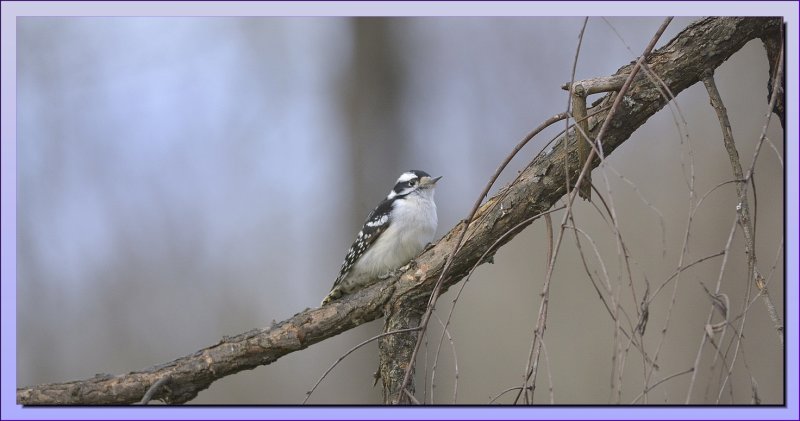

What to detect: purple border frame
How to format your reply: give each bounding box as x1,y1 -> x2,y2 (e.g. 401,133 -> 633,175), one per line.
1,1 -> 797,420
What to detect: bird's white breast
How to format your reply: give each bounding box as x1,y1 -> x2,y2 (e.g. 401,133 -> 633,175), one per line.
351,190 -> 438,278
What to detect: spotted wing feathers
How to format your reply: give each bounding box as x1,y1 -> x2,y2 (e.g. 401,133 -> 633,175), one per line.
321,201 -> 393,305
332,199 -> 393,287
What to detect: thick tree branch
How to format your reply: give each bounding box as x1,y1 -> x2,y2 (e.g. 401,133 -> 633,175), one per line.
379,303 -> 423,404
17,16 -> 782,405
761,22 -> 785,128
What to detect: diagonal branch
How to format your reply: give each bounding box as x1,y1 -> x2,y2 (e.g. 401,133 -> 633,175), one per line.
16,16 -> 782,405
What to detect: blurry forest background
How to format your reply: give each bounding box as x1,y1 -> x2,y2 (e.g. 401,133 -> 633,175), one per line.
17,17 -> 784,404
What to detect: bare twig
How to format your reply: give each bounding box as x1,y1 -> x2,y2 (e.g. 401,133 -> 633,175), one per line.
517,213 -> 557,404
428,313 -> 459,404
432,206 -> 566,404
138,375 -> 171,405
303,327 -> 420,404
699,73 -> 756,403
704,43 -> 784,405
526,16 -> 674,405
629,368 -> 693,404
404,389 -> 422,405
519,16 -> 590,404
562,74 -> 627,96
744,43 -> 785,343
686,213 -> 739,402
489,386 -> 528,404
569,18 -> 592,200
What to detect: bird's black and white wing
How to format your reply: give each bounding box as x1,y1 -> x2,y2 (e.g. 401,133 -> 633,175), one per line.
322,199 -> 393,303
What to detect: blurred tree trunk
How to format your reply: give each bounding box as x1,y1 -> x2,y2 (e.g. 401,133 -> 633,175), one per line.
345,18 -> 407,226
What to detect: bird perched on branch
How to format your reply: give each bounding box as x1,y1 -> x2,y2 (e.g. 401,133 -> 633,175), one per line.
322,170 -> 441,305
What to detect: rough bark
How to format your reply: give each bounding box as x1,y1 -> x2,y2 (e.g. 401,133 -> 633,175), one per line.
379,303 -> 422,404
17,16 -> 782,405
761,21 -> 785,129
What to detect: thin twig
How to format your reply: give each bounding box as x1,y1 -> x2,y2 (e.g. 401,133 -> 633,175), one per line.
700,73 -> 757,403
601,19 -> 701,402
489,386 -> 528,404
138,375 -> 170,405
691,44 -> 784,402
519,16 -> 590,405
524,16 -> 674,405
432,206 -> 566,404
742,42 -> 785,344
568,17 -> 592,200
629,368 -> 694,404
428,313 -> 459,404
404,389 -> 421,405
530,214 -> 557,403
609,167 -> 667,256
685,213 -> 739,402
303,327 -> 420,404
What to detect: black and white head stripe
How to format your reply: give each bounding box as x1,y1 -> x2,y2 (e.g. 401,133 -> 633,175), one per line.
387,170 -> 434,199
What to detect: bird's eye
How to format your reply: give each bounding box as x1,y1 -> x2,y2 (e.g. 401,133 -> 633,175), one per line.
409,180 -> 417,187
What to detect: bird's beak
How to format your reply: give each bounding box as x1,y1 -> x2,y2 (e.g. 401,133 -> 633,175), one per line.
422,175 -> 442,188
